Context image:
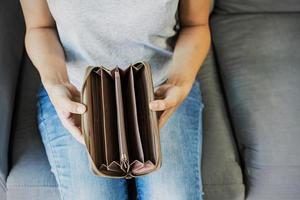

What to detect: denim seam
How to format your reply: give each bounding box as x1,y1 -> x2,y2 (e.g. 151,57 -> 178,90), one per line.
198,100 -> 205,197
203,183 -> 244,186
191,105 -> 202,200
136,84 -> 204,200
38,99 -> 65,200
187,94 -> 204,199
42,121 -> 65,199
186,82 -> 204,111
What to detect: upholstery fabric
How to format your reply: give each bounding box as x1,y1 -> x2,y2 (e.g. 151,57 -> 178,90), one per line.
7,54 -> 139,200
4,0 -> 300,199
214,0 -> 300,13
198,49 -> 244,200
6,54 -> 60,200
0,0 -> 25,199
211,13 -> 300,199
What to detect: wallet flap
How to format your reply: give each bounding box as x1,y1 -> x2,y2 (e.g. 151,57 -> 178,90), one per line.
99,68 -> 120,166
123,66 -> 145,163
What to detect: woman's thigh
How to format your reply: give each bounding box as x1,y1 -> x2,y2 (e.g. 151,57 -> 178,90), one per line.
135,81 -> 205,200
36,86 -> 128,200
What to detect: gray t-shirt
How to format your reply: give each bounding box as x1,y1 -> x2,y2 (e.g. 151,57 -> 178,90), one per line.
46,0 -> 180,89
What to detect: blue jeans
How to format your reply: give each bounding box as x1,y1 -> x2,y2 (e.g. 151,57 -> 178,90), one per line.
36,81 -> 204,200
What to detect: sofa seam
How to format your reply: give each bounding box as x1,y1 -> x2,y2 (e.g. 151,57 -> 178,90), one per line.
212,10 -> 300,15
204,183 -> 244,186
0,179 -> 7,191
6,184 -> 58,188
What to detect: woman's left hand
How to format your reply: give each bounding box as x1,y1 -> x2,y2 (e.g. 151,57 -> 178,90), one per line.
149,79 -> 194,129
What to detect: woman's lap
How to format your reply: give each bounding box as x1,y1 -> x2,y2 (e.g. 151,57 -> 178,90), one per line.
135,81 -> 204,200
37,88 -> 128,200
36,81 -> 204,200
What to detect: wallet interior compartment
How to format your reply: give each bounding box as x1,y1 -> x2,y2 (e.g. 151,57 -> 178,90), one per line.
114,69 -> 130,170
121,67 -> 144,163
97,68 -> 122,170
87,72 -> 105,167
132,65 -> 157,165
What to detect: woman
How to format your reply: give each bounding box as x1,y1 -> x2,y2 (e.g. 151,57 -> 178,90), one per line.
20,0 -> 211,199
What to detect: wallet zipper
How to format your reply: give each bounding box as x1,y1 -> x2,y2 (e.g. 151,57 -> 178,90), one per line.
115,68 -> 130,171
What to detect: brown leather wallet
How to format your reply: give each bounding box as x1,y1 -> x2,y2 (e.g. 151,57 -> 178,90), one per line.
81,61 -> 162,179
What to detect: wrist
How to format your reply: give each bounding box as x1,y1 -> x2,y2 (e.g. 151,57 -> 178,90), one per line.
167,71 -> 196,88
41,74 -> 70,91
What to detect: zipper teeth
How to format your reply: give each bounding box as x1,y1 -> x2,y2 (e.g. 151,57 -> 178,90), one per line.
115,70 -> 129,163
121,153 -> 127,161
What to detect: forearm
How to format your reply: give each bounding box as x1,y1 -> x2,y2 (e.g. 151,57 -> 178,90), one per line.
168,24 -> 211,86
25,27 -> 69,89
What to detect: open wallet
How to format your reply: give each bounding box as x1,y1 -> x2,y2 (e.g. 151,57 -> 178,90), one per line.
80,61 -> 162,179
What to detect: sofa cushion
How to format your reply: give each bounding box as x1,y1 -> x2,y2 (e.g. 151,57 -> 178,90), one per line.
214,0 -> 300,13
0,0 -> 25,198
198,49 -> 244,200
7,54 -> 138,200
8,50 -> 245,200
211,13 -> 300,200
6,54 -> 60,200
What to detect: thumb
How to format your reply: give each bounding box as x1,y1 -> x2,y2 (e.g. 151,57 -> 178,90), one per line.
66,83 -> 81,99
149,86 -> 180,111
59,95 -> 86,114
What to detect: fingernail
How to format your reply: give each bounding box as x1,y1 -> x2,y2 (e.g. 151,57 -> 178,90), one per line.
77,105 -> 86,113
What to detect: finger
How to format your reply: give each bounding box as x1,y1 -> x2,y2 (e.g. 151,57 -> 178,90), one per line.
158,110 -> 167,128
73,112 -> 82,128
71,90 -> 81,103
149,87 -> 180,111
57,110 -> 76,127
57,111 -> 85,145
154,83 -> 173,97
58,96 -> 86,114
73,95 -> 81,103
156,110 -> 164,120
61,110 -> 71,118
66,83 -> 81,98
65,122 -> 85,145
62,112 -> 80,126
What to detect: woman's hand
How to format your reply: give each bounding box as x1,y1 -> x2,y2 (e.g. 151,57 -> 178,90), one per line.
44,82 -> 86,144
147,0 -> 210,129
149,77 -> 194,129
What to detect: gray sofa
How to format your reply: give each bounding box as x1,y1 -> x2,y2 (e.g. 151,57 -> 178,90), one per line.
1,0 -> 300,199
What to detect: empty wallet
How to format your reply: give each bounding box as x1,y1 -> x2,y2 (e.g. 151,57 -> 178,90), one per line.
80,61 -> 162,179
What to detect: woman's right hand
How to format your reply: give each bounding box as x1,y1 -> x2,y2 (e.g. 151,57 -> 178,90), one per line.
44,82 -> 87,145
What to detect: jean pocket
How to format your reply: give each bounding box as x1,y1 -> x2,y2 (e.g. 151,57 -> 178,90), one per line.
37,93 -> 57,125
36,85 -> 49,98
186,81 -> 203,104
